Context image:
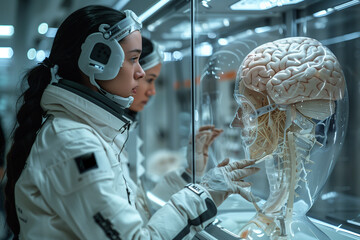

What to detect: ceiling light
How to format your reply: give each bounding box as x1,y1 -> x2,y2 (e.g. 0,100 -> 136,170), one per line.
313,8 -> 334,18
172,51 -> 183,60
139,0 -> 170,22
0,25 -> 14,37
38,23 -> 48,35
0,47 -> 13,59
201,1 -> 212,8
218,38 -> 228,45
254,26 -> 272,33
230,0 -> 304,11
36,50 -> 46,61
334,0 -> 360,11
195,42 -> 213,57
163,52 -> 172,61
27,48 -> 37,60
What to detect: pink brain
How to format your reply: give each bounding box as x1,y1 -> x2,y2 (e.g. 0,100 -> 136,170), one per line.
239,37 -> 345,104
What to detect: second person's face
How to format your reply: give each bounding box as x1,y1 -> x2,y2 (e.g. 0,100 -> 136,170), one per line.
130,63 -> 162,112
98,31 -> 145,99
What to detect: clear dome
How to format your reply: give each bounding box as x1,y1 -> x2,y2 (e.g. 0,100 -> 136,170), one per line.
197,37 -> 349,239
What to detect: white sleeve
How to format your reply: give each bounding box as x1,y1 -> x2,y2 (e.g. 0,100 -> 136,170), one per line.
43,147 -> 216,240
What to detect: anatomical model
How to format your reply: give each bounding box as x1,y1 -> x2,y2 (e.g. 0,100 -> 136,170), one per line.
230,37 -> 348,239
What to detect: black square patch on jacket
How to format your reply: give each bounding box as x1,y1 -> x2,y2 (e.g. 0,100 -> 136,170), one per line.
75,153 -> 98,174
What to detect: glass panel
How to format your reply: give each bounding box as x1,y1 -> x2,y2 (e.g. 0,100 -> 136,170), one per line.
193,0 -> 359,239
297,1 -> 360,235
138,1 -> 193,213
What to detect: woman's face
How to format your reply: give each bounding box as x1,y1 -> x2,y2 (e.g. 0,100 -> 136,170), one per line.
98,31 -> 145,99
129,63 -> 162,112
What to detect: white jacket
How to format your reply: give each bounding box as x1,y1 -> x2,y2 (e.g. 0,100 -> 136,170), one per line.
14,82 -> 217,240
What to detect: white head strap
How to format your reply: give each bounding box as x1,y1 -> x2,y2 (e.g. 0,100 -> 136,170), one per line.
140,42 -> 163,71
103,10 -> 142,41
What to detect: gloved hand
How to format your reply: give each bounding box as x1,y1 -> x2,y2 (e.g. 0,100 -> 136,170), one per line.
200,158 -> 259,206
186,125 -> 223,177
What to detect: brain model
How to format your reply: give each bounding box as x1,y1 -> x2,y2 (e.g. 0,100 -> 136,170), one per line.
239,37 -> 345,105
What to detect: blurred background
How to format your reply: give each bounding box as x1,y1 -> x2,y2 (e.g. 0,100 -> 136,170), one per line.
0,0 -> 360,239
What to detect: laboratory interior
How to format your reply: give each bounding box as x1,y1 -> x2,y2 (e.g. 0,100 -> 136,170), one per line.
0,0 -> 360,239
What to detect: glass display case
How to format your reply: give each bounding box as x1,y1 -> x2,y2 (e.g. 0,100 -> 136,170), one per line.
1,0 -> 359,239
139,0 -> 360,239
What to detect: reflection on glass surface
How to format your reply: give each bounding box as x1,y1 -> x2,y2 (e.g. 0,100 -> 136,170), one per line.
296,1 -> 360,235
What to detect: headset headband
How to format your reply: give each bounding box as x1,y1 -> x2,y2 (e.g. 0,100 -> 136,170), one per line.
103,10 -> 142,41
140,42 -> 163,71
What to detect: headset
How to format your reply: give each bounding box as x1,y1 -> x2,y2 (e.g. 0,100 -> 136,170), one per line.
78,9 -> 142,108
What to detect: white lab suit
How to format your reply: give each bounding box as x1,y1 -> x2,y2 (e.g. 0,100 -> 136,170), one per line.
14,83 -> 217,240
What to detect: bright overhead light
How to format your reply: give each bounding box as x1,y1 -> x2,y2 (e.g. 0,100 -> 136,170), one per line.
201,0 -> 212,8
0,25 -> 14,37
36,50 -> 46,61
230,0 -> 304,10
38,23 -> 48,34
27,48 -> 37,60
0,47 -> 14,58
334,0 -> 360,11
172,51 -> 183,60
147,19 -> 164,32
313,8 -> 334,18
254,26 -> 272,33
139,0 -> 170,22
218,38 -> 228,45
163,52 -> 172,61
195,42 -> 213,57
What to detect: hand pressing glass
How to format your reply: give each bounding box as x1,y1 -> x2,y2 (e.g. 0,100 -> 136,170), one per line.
186,125 -> 223,177
201,158 -> 260,206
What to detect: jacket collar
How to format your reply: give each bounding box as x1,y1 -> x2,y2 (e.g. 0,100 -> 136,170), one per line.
41,83 -> 132,142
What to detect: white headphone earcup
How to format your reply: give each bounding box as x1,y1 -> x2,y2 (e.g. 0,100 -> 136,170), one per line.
78,32 -> 125,80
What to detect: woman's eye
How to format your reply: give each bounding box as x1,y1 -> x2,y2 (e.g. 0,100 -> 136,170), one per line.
131,57 -> 139,62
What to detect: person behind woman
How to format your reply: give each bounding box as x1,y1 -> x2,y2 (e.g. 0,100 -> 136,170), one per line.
124,36 -> 163,184
125,37 -> 224,210
5,5 -> 259,239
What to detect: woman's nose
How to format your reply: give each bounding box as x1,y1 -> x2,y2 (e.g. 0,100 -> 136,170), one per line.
147,85 -> 156,96
135,64 -> 145,80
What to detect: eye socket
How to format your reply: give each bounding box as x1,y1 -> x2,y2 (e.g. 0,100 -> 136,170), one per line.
131,57 -> 139,62
146,78 -> 155,83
